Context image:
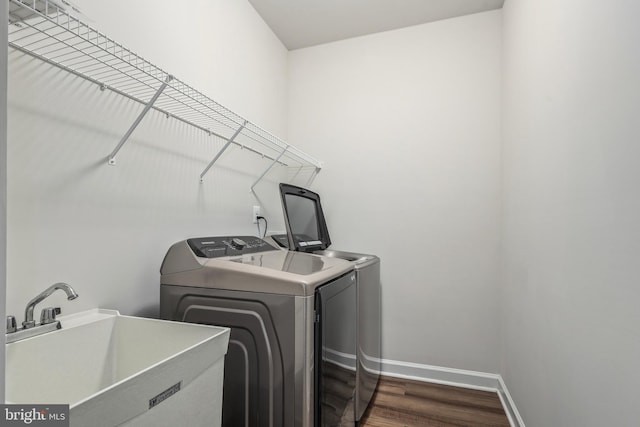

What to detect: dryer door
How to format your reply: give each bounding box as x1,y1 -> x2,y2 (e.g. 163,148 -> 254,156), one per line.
314,272 -> 357,427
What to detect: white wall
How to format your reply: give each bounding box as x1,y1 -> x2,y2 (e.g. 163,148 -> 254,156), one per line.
501,0 -> 640,425
1,0 -> 8,403
288,11 -> 502,372
6,0 -> 291,318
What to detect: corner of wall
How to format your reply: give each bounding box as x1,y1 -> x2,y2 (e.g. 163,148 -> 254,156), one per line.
380,358 -> 525,427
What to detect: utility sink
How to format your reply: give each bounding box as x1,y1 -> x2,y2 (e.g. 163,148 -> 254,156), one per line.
5,309 -> 230,427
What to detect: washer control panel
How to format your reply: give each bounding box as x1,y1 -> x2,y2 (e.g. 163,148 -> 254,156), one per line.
187,236 -> 275,258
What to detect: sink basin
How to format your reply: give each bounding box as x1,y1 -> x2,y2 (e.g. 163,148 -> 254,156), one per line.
6,309 -> 230,427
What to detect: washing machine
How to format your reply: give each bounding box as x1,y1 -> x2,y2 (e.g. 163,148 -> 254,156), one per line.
269,184 -> 382,424
160,235 -> 357,427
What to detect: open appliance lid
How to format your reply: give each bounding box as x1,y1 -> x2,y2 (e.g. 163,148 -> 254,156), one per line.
278,183 -> 331,252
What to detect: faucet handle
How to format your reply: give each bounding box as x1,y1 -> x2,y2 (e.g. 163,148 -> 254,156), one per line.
6,316 -> 17,333
40,307 -> 61,325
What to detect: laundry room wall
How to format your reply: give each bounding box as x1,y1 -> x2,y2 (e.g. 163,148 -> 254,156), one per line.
1,0 -> 8,403
287,11 -> 502,373
6,0 -> 290,318
501,0 -> 640,425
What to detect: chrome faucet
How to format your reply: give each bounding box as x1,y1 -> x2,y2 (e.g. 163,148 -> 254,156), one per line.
5,282 -> 79,344
22,282 -> 79,329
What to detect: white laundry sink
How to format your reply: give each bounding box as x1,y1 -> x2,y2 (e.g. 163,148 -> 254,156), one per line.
5,309 -> 230,427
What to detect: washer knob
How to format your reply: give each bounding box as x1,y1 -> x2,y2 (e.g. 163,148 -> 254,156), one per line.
231,238 -> 247,250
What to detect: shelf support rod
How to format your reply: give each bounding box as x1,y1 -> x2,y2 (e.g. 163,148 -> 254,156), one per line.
200,120 -> 247,183
108,74 -> 174,165
250,146 -> 289,193
305,167 -> 321,188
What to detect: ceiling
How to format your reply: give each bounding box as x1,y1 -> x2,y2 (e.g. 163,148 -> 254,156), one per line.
248,0 -> 505,50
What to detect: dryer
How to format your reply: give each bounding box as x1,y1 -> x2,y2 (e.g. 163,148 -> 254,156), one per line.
270,184 -> 382,423
160,236 -> 357,427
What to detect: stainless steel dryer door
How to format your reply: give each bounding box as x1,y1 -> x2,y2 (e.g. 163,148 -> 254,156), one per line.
314,272 -> 357,427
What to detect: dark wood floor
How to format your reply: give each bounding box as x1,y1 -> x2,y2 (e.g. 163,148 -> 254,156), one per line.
359,376 -> 510,427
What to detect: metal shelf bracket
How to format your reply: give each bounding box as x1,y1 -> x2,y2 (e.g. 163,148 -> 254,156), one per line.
200,121 -> 247,183
108,74 -> 174,165
250,146 -> 289,193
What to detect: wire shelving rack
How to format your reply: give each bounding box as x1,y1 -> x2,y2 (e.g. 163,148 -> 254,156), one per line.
7,0 -> 322,188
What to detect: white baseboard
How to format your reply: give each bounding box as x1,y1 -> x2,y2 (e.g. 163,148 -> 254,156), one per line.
379,358 -> 525,427
497,375 -> 527,427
